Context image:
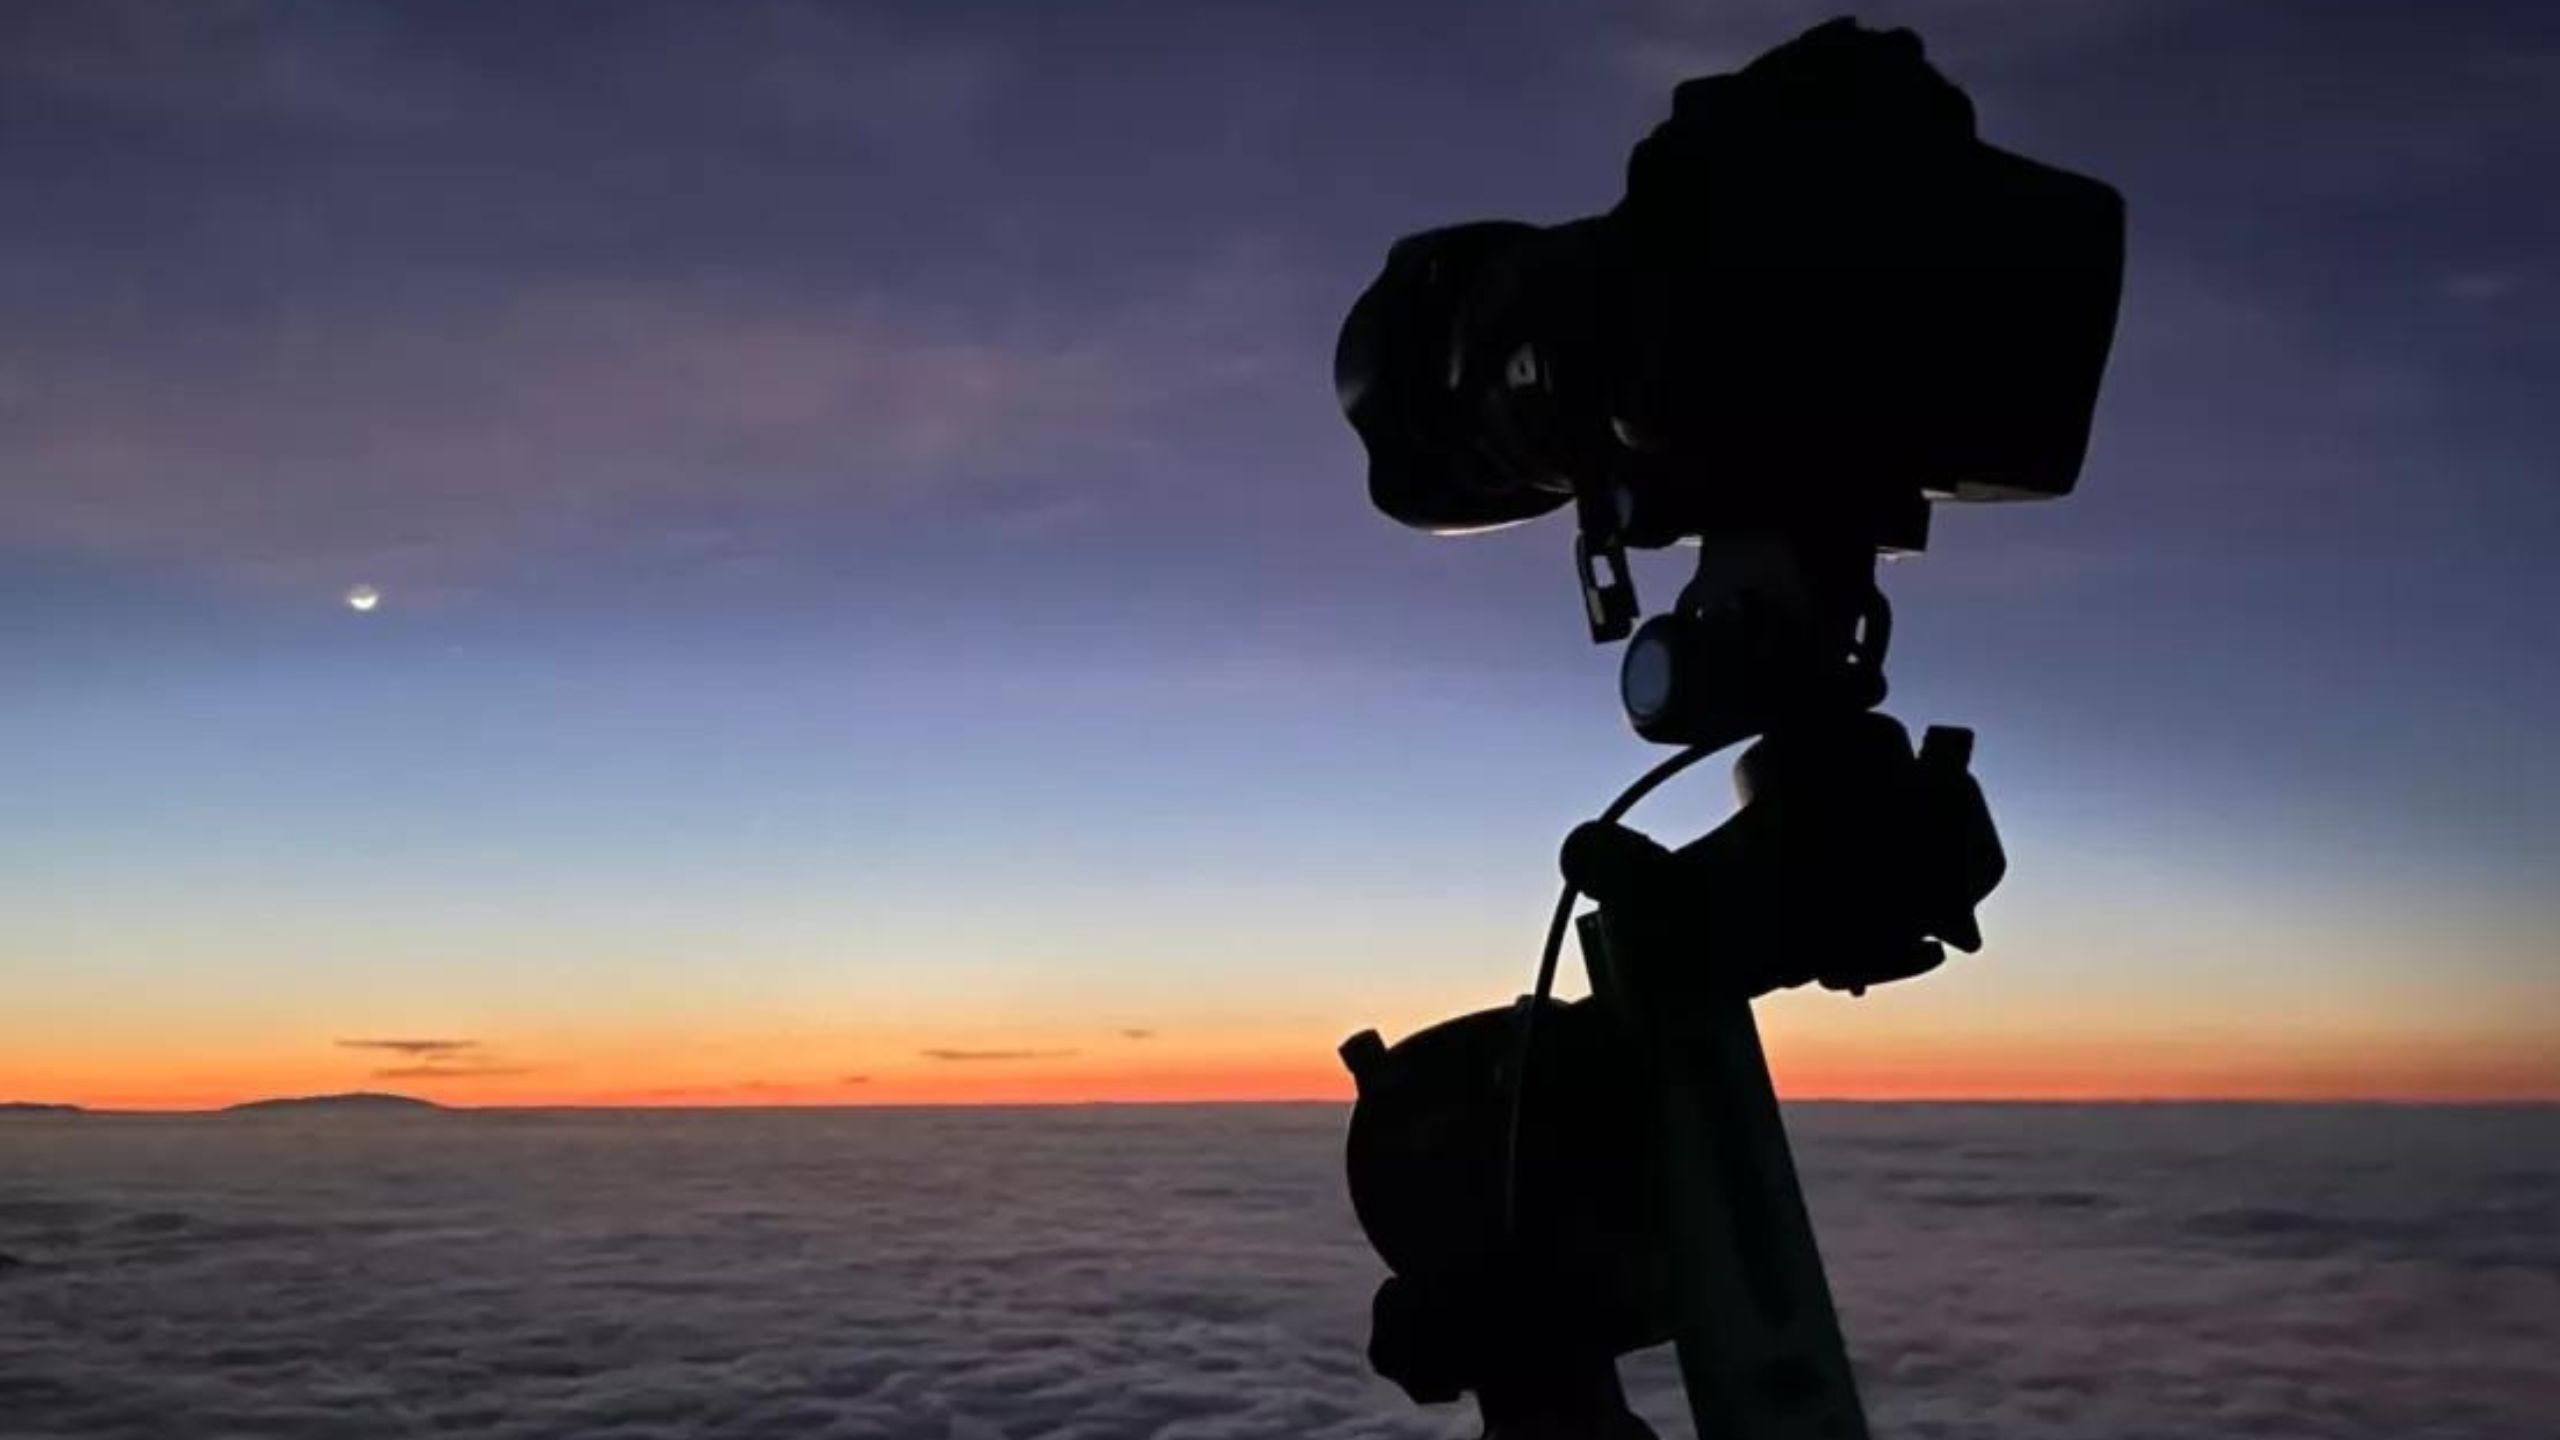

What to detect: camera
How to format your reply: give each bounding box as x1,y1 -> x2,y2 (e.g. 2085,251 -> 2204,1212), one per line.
1334,20 -> 2125,743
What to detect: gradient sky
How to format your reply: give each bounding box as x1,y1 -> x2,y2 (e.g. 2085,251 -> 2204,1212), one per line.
3,0 -> 2554,1108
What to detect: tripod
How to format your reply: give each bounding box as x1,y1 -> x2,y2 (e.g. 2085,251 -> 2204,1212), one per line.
1341,541 -> 2006,1440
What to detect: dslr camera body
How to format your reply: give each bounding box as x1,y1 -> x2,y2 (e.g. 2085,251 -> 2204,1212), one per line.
1336,19 -> 2123,745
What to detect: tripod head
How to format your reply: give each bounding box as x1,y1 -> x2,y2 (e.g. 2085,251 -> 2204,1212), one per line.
1343,712 -> 2004,1438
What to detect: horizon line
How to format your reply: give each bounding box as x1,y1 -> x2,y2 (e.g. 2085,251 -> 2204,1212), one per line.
10,1094 -> 2557,1116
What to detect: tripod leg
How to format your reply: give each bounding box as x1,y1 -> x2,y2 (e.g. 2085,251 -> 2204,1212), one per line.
1580,912 -> 1870,1440
1478,1357 -> 1659,1440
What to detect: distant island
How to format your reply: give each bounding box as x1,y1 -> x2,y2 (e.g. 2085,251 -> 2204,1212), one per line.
221,1092 -> 446,1115
0,1102 -> 85,1116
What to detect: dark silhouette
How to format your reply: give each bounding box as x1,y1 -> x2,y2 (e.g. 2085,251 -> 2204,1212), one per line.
220,1092 -> 446,1115
0,1102 -> 86,1116
1331,21 -> 2122,1440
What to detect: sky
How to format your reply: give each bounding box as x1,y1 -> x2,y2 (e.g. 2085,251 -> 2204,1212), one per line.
1,0 -> 2554,1108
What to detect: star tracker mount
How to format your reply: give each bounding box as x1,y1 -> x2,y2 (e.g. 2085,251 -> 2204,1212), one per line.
1330,20 -> 2122,1440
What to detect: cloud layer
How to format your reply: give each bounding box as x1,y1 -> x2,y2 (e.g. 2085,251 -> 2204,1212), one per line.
0,1103 -> 2552,1440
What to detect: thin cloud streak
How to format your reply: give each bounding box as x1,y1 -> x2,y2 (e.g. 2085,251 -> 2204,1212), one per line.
370,1064 -> 533,1081
336,1039 -> 480,1057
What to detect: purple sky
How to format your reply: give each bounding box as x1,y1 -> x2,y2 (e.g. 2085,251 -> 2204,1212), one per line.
2,1 -> 2554,1102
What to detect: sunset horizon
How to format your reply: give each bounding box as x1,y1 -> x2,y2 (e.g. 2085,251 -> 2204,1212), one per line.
19,1016 -> 2558,1112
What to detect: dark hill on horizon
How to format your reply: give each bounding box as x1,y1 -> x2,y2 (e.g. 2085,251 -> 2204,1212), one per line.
221,1092 -> 446,1115
0,1102 -> 85,1115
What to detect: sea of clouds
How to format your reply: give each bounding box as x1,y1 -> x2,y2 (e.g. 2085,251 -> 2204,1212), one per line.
1,1103 -> 2552,1440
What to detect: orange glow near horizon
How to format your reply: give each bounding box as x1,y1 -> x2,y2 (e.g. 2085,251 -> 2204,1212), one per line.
10,1021 -> 2556,1112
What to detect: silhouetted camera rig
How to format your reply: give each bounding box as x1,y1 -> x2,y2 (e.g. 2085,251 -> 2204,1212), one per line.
1331,21 -> 2123,1440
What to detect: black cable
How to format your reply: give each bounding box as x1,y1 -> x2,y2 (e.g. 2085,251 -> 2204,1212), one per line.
1501,741 -> 1715,1242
